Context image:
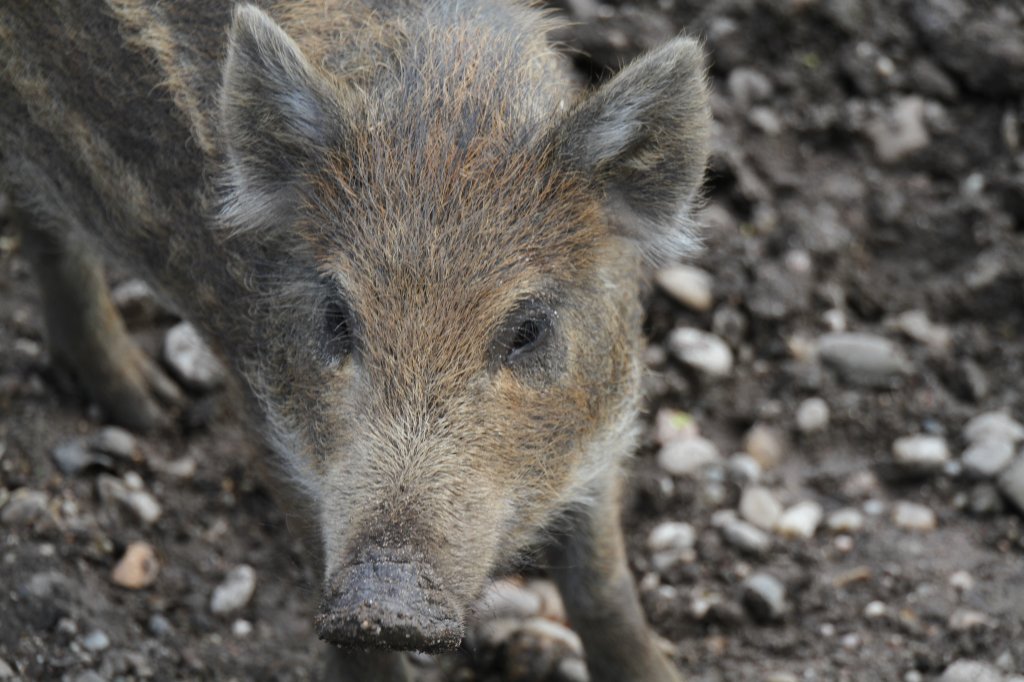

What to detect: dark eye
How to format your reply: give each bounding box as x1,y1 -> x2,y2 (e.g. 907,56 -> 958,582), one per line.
323,299 -> 355,364
503,307 -> 552,364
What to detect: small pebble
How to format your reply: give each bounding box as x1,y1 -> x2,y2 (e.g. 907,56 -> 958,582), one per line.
863,498 -> 886,516
866,95 -> 930,163
647,521 -> 696,571
727,453 -> 762,484
890,310 -> 952,353
795,397 -> 830,433
163,321 -> 226,392
963,411 -> 1024,445
210,564 -> 257,615
826,507 -> 865,533
655,265 -> 713,312
948,608 -> 992,631
817,332 -> 911,387
667,328 -> 734,377
834,535 -> 855,553
742,573 -> 787,622
147,614 -> 173,637
743,424 -> 784,469
949,570 -> 975,593
939,659 -> 1003,682
969,483 -> 1005,515
738,486 -> 782,531
962,439 -> 1015,478
0,657 -> 14,679
111,541 -> 159,590
864,601 -> 887,619
721,519 -> 772,555
776,501 -> 823,539
657,437 -> 720,476
52,439 -> 113,476
81,629 -> 111,652
892,434 -> 950,473
893,501 -> 937,531
997,455 -> 1024,515
232,619 -> 254,637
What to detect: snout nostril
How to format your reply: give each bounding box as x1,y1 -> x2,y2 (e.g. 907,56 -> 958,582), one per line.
315,559 -> 464,653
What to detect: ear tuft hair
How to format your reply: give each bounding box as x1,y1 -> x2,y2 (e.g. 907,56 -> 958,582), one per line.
554,37 -> 711,266
218,4 -> 344,236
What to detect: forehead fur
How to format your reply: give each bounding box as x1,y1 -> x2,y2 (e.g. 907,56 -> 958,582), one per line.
295,8 -> 609,318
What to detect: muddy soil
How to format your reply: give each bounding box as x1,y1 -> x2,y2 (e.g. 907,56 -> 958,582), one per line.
1,1 -> 1023,681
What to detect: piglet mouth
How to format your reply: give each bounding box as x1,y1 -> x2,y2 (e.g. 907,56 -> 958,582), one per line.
315,554 -> 465,653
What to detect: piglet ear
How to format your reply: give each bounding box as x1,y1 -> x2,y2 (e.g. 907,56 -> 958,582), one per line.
553,37 -> 711,265
219,4 -> 345,235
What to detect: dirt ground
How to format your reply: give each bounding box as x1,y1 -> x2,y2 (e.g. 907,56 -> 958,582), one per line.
1,0 -> 1023,681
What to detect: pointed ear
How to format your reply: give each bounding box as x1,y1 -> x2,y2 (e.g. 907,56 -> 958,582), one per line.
219,4 -> 345,234
554,37 -> 711,265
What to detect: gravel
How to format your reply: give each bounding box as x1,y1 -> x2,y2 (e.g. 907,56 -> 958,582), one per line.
111,541 -> 160,590
795,397 -> 830,433
655,264 -> 713,312
892,434 -> 950,473
892,501 -> 938,531
939,659 -> 1005,682
776,501 -> 824,539
996,455 -> 1024,515
961,439 -> 1015,478
720,518 -> 773,556
739,486 -> 783,531
742,573 -> 788,622
964,412 -> 1024,445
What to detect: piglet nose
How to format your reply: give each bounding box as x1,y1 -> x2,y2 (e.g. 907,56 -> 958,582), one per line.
315,549 -> 464,653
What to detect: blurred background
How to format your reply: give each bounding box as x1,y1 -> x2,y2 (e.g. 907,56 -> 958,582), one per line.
0,0 -> 1021,680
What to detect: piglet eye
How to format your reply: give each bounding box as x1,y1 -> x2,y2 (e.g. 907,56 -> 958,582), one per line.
323,299 -> 355,363
503,307 -> 552,364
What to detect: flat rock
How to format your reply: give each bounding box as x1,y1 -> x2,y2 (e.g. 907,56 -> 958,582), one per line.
0,488 -> 50,526
817,332 -> 911,387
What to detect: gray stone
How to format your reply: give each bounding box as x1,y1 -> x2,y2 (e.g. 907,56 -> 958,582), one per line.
743,424 -> 784,469
727,453 -> 762,484
647,521 -> 697,572
97,474 -> 162,525
667,328 -> 733,377
964,412 -> 1024,445
939,659 -> 1004,682
89,426 -> 138,459
892,434 -> 950,473
657,437 -> 720,477
890,309 -> 952,353
720,519 -> 772,556
747,262 -> 811,321
997,455 -> 1024,515
817,332 -> 911,387
147,613 -> 173,638
210,564 -> 257,615
742,573 -> 787,622
0,657 -> 13,679
163,321 -> 226,392
968,483 -> 1005,516
962,440 -> 1015,478
866,96 -> 930,163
